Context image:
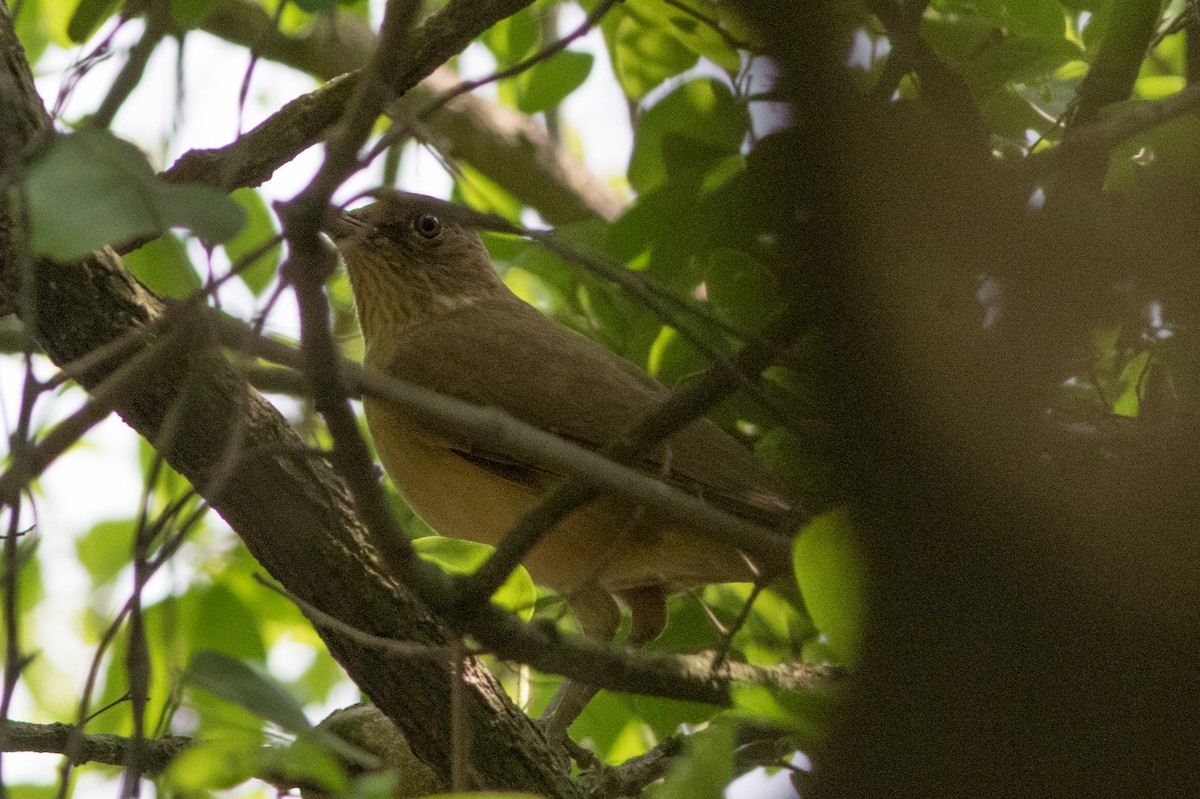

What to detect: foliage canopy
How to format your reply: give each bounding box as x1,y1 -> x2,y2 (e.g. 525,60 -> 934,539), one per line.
3,0 -> 1200,797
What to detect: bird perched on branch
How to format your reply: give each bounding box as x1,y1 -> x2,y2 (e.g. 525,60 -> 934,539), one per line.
326,191 -> 795,732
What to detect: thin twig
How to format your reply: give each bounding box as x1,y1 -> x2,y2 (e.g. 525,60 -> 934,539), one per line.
280,0 -> 454,631
251,574 -> 459,659
89,3 -> 168,130
0,320 -> 195,506
0,353 -> 38,789
363,0 -> 623,165
188,0 -> 625,222
56,464 -> 209,796
450,639 -> 470,792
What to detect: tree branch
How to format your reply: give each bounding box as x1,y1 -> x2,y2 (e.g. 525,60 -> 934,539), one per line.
0,721 -> 191,777
88,2 -> 169,130
163,71 -> 358,192
1020,82 -> 1200,180
1054,0 -> 1163,193
1070,0 -> 1163,129
187,0 -> 624,223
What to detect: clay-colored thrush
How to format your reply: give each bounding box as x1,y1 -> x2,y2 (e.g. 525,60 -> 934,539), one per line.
327,192 -> 793,727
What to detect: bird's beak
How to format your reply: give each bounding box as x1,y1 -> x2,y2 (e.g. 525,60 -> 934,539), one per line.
324,209 -> 367,242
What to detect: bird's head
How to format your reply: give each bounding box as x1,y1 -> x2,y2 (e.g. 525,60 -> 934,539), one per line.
327,193 -> 509,358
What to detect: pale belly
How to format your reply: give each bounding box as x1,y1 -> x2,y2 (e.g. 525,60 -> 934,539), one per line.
364,401 -> 753,595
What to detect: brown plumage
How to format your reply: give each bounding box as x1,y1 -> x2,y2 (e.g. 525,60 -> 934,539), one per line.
327,191 -> 793,729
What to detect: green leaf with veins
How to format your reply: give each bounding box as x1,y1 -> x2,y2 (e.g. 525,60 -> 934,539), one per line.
24,128 -> 245,262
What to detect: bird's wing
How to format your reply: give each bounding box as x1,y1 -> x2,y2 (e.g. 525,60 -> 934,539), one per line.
385,297 -> 794,526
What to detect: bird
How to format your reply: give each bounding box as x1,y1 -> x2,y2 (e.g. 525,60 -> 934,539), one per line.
326,191 -> 795,732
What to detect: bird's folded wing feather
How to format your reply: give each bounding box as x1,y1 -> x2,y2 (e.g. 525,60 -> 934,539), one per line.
386,298 -> 794,528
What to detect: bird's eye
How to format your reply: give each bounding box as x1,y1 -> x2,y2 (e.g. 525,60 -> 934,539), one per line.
413,214 -> 442,239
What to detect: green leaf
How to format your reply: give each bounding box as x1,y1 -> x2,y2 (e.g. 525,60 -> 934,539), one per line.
982,86 -> 1052,142
949,0 -> 1067,35
163,737 -> 259,792
66,0 -> 118,43
924,18 -> 1082,100
646,325 -> 707,386
185,584 -> 267,662
184,652 -> 373,778
24,128 -> 246,262
349,773 -> 402,799
646,592 -> 728,656
704,248 -> 779,328
15,0 -> 52,64
756,427 -> 835,510
730,683 -> 837,746
501,266 -> 556,312
1106,113 -> 1200,201
261,737 -> 349,794
652,0 -> 744,75
9,785 -> 62,799
602,1 -> 698,100
516,50 -> 594,114
482,4 -> 539,65
187,650 -> 312,735
650,723 -> 733,799
559,688 -> 647,759
1134,74 -> 1184,100
628,79 -> 748,194
124,233 -> 201,299
969,34 -> 1082,98
223,188 -> 281,296
793,507 -> 866,663
75,518 -> 135,586
451,163 -> 523,223
412,537 -> 537,621
1112,350 -> 1149,417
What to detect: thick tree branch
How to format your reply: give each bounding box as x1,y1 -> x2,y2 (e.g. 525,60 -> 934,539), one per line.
1054,0 -> 1163,193
1070,0 -> 1163,129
